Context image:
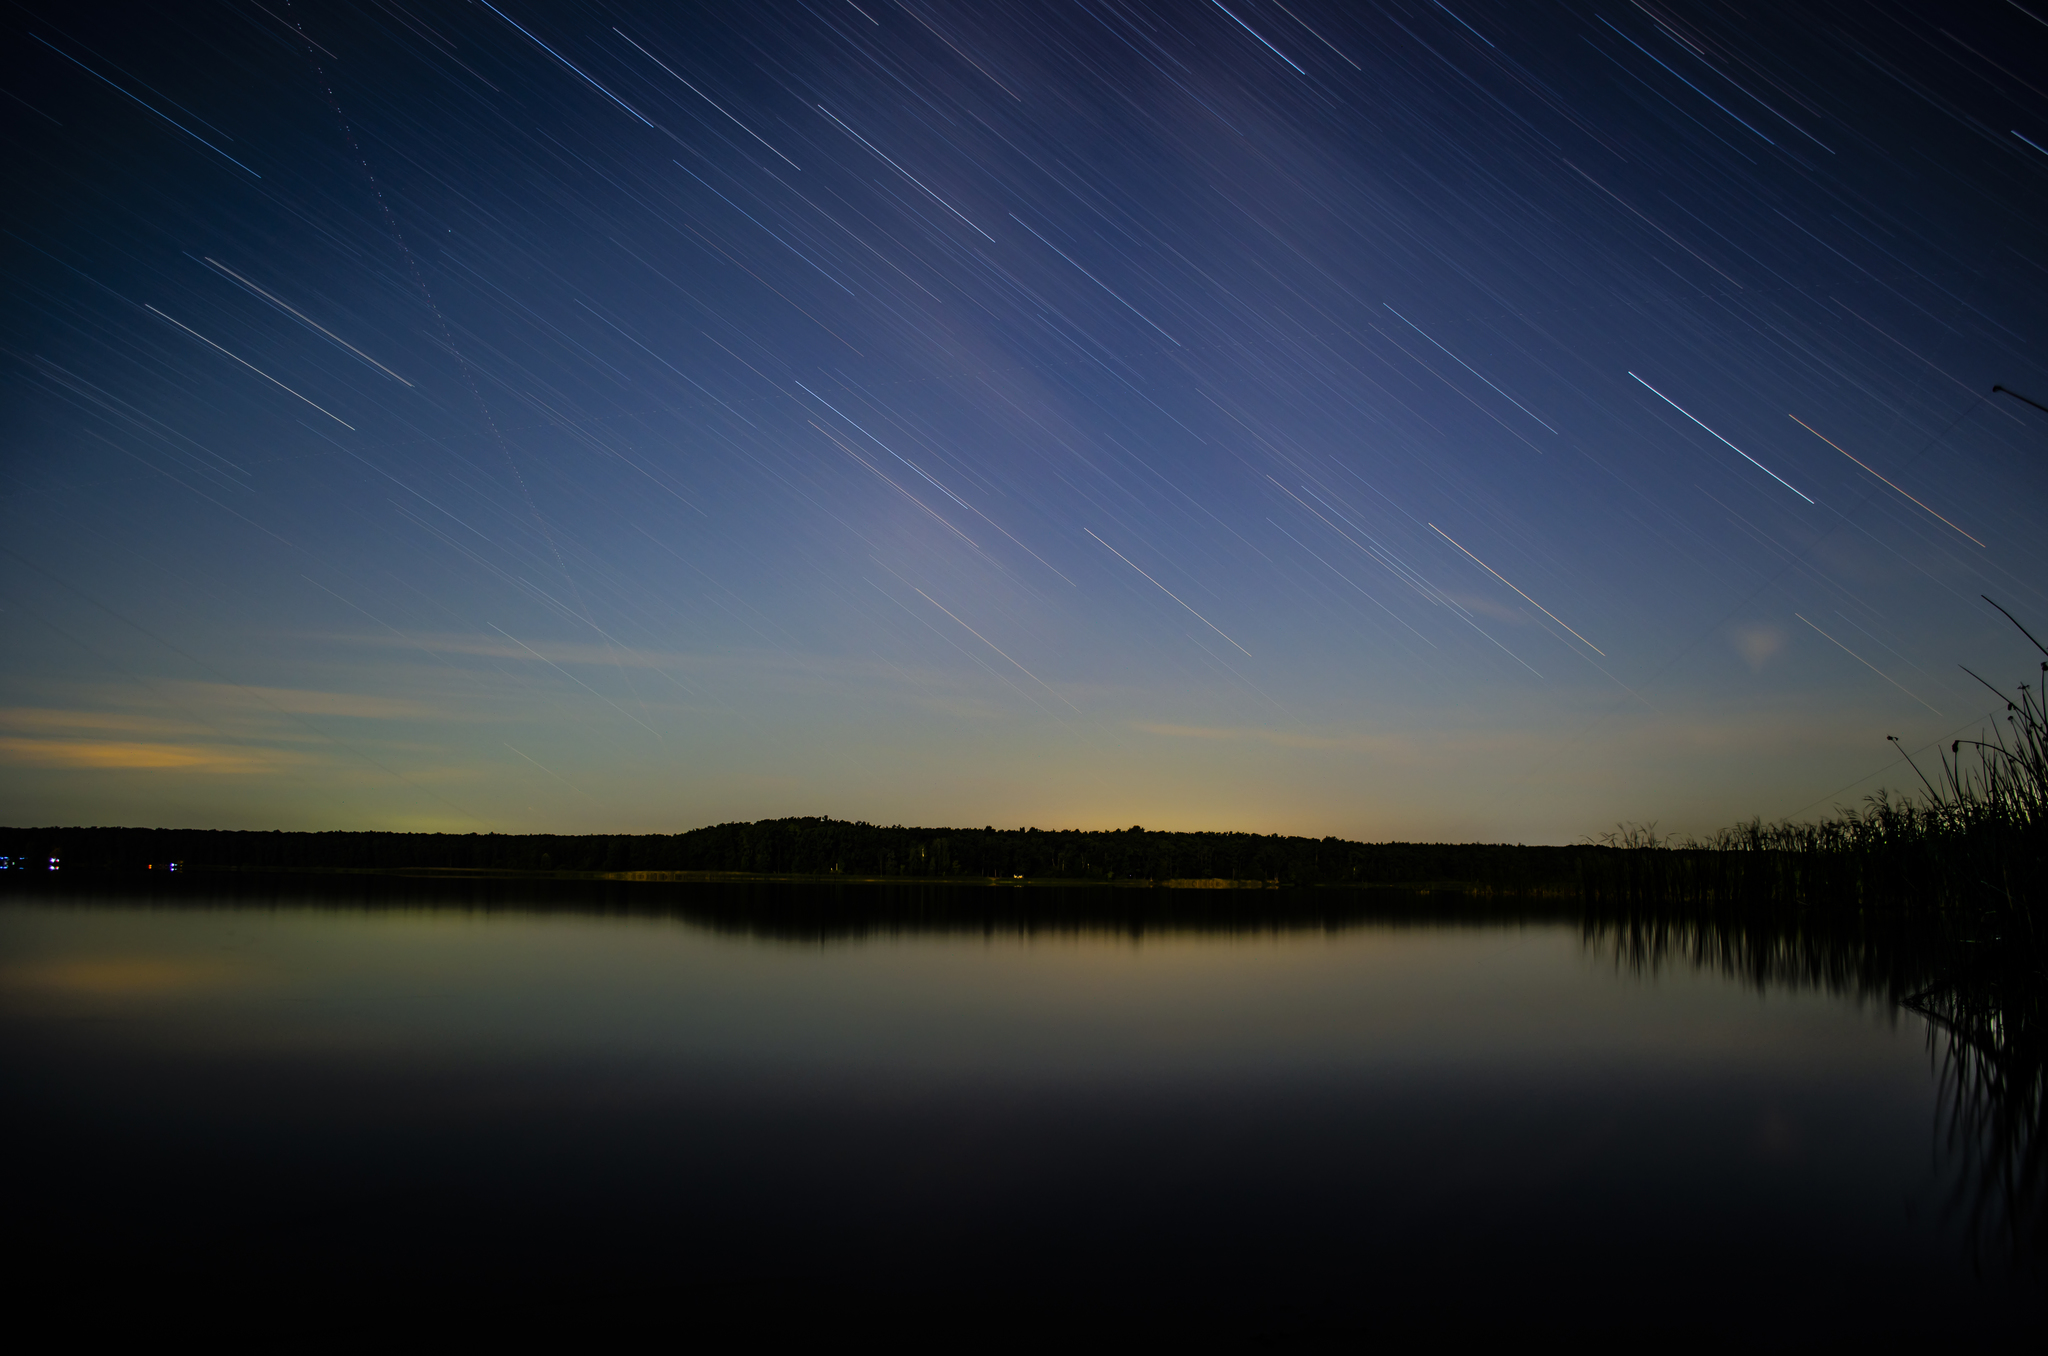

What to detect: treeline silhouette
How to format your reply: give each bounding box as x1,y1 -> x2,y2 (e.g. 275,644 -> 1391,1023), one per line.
0,818 -> 1595,891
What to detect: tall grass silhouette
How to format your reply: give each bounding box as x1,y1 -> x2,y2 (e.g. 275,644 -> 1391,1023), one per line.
1583,601 -> 2047,1269
1582,599 -> 2047,919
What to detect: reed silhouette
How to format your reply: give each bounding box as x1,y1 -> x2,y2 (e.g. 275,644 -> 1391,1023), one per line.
1577,603 -> 2048,1273
1581,600 -> 2047,920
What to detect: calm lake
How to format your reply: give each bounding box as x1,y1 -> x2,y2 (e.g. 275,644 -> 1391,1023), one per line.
2,877 -> 2038,1338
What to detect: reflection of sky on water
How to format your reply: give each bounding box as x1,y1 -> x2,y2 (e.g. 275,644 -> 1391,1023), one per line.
2,890 -> 2036,1336
3,901 -> 1905,1077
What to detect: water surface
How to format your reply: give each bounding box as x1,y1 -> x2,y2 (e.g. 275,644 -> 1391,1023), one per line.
2,878 -> 2036,1337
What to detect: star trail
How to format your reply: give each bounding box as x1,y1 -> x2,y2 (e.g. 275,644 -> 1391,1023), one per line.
3,0 -> 2045,840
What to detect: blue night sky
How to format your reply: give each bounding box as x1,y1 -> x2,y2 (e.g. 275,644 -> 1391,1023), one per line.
3,0 -> 2046,840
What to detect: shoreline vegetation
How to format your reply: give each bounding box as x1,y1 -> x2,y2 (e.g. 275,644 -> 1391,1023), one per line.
1,604 -> 2040,916
2,617 -> 2042,1267
0,823 -> 1616,894
2,606 -> 2043,909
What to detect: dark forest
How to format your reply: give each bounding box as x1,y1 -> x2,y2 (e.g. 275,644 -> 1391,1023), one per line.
0,818 -> 1592,890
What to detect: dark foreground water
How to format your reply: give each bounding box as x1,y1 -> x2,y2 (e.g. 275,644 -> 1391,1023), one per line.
2,878 -> 2039,1340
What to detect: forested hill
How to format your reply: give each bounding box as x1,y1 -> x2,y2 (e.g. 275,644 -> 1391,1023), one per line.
0,818 -> 1591,890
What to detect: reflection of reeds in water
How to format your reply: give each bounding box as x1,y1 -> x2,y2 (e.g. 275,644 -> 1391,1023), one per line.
1584,898 -> 1940,998
1585,897 -> 2044,1274
1583,606 -> 2048,1272
1909,946 -> 2046,1268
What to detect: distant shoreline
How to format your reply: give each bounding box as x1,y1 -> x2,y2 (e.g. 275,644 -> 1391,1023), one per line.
0,820 -> 1594,893
2,861 -> 1511,893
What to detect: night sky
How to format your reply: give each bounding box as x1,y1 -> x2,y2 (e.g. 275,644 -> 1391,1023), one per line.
4,0 -> 2046,840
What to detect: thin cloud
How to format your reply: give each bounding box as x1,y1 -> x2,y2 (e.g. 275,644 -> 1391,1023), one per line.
0,737 -> 316,773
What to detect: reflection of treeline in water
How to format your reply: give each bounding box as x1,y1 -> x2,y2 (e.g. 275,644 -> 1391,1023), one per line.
1,872 -> 1568,941
0,820 -> 1604,892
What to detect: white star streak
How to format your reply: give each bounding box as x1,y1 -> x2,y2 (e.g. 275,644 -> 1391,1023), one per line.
1429,524 -> 1604,655
1796,614 -> 1941,715
1085,529 -> 1251,657
913,588 -> 1080,713
1630,373 -> 1813,504
145,306 -> 353,428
